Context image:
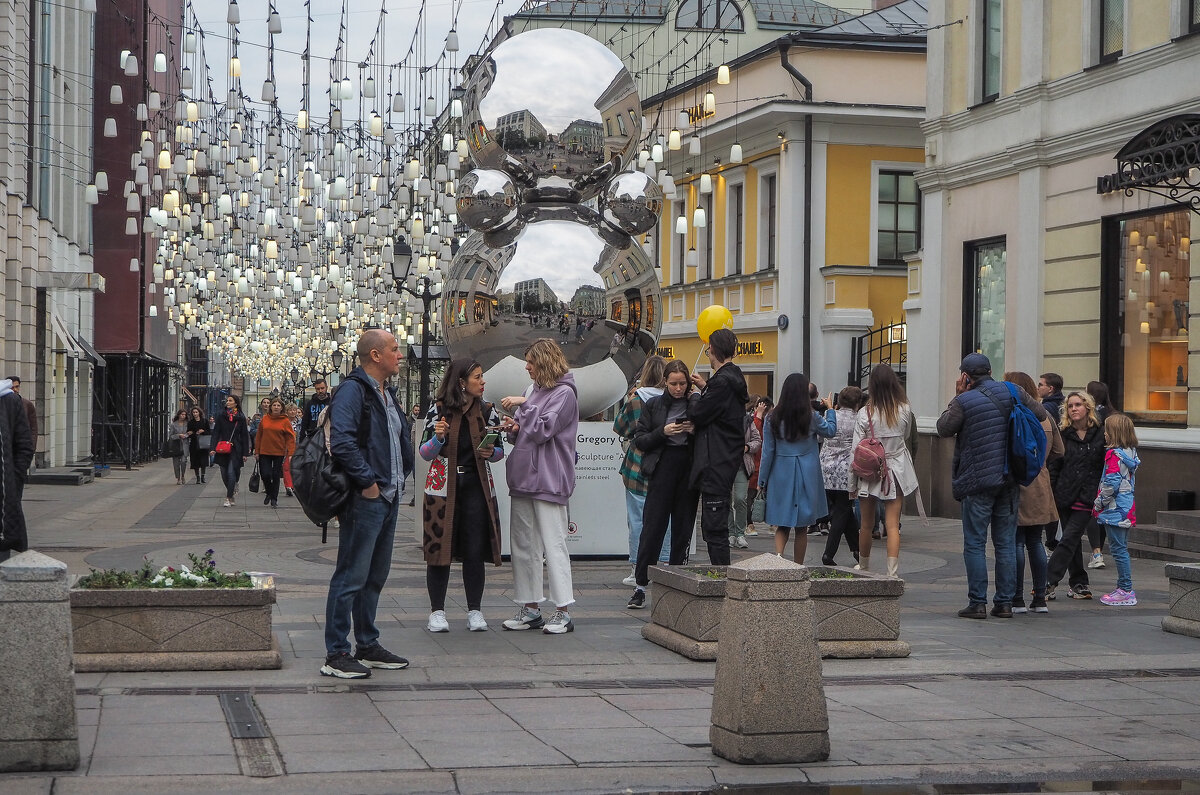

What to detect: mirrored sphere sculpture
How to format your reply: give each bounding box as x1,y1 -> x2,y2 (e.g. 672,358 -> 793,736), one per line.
443,205 -> 662,417
455,168 -> 520,232
601,171 -> 664,236
462,28 -> 642,203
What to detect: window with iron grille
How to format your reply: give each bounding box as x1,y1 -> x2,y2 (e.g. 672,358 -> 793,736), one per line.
981,0 -> 1002,101
731,184 -> 744,275
1192,0 -> 1200,31
877,171 -> 921,265
1100,0 -> 1123,62
764,175 -> 777,270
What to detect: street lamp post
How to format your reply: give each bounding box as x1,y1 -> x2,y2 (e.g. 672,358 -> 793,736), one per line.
389,238 -> 442,417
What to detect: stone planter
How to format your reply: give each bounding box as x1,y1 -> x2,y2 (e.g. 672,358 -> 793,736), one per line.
1162,563 -> 1200,638
642,564 -> 909,660
69,585 -> 281,672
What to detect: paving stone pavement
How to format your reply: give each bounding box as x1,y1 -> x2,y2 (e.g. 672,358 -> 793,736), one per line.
6,462 -> 1200,793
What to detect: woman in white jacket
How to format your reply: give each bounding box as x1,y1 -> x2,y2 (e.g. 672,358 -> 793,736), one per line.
850,364 -> 919,577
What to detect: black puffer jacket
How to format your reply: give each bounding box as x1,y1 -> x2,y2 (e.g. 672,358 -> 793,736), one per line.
1049,423 -> 1105,509
1,389 -> 35,553
687,362 -> 749,493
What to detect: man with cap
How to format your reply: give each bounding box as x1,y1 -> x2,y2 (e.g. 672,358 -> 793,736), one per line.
936,353 -> 1049,619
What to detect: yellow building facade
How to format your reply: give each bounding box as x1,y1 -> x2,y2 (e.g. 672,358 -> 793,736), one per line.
651,4 -> 927,398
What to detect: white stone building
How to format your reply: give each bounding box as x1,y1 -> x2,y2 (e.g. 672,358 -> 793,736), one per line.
0,0 -> 101,468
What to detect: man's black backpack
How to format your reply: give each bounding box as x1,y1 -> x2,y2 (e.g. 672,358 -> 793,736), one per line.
289,405 -> 349,540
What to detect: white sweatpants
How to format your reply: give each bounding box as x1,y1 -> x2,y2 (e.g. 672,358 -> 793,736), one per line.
509,495 -> 576,608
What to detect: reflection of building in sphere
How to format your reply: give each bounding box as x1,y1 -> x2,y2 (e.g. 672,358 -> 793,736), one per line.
514,277 -> 559,312
570,285 -> 605,317
594,69 -> 640,164
443,204 -> 661,416
560,119 -> 603,155
494,109 -> 547,150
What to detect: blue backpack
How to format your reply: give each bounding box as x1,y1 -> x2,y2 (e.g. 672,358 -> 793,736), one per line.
980,381 -> 1048,488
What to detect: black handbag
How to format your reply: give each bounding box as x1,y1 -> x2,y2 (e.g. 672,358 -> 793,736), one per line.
248,461 -> 261,493
161,437 -> 184,458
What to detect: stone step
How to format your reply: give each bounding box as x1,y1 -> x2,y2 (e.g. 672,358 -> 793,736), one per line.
1128,541 -> 1200,564
25,469 -> 92,486
1130,524 -> 1200,554
1156,510 -> 1200,532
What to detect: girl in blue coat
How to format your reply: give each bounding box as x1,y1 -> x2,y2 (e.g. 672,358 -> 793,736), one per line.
759,373 -> 837,564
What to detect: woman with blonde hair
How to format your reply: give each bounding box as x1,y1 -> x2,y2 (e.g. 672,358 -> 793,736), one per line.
1005,371 -> 1064,613
1046,390 -> 1105,600
499,339 -> 579,635
851,364 -> 919,577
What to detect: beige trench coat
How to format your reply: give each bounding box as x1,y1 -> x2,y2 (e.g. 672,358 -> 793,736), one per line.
1017,418 -> 1064,526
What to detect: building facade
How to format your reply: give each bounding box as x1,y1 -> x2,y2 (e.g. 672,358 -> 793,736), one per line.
0,0 -> 102,469
912,0 -> 1200,517
651,2 -> 926,399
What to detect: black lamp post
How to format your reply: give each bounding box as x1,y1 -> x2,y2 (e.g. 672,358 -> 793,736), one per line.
331,349 -> 345,374
389,236 -> 442,417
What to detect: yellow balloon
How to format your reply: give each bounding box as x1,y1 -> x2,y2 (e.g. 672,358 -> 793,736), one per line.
696,304 -> 734,343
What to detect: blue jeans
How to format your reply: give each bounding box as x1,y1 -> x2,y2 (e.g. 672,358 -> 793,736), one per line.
960,484 -> 1019,606
324,493 -> 400,655
626,489 -> 670,565
218,456 -> 243,499
1104,524 -> 1133,591
1014,524 -> 1049,601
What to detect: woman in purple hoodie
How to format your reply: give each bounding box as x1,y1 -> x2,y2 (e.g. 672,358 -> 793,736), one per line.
499,339 -> 580,635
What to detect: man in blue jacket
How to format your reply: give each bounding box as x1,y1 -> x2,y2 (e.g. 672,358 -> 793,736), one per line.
321,329 -> 414,679
936,353 -> 1048,620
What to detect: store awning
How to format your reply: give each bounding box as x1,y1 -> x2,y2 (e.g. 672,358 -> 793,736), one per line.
1097,114 -> 1200,208
50,313 -> 82,359
74,334 -> 105,367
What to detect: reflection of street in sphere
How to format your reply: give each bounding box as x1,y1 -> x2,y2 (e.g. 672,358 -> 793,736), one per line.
451,28 -> 659,417
442,205 -> 661,417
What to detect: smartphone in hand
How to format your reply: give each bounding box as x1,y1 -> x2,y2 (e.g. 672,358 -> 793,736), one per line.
477,431 -> 500,450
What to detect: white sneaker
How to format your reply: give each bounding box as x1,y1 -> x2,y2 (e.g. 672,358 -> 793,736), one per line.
735,536 -> 749,549
222,498 -> 231,507
502,606 -> 545,631
427,610 -> 449,632
1088,552 -> 1106,569
728,535 -> 737,547
542,609 -> 574,634
466,610 -> 488,632
621,568 -> 637,586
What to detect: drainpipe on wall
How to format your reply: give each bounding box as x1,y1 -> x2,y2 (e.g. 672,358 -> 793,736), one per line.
778,39 -> 813,375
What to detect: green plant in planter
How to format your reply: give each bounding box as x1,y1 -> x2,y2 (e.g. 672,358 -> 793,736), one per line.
810,568 -> 856,580
683,567 -> 728,580
76,549 -> 253,589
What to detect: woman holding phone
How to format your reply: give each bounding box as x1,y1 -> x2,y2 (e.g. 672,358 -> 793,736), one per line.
627,359 -> 698,610
419,359 -> 505,632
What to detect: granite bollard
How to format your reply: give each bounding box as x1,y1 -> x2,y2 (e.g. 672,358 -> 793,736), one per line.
0,551 -> 79,772
709,554 -> 830,764
1163,563 -> 1200,638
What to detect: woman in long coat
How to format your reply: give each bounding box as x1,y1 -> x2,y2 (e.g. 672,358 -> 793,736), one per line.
212,394 -> 251,507
758,373 -> 837,564
419,358 -> 504,633
1006,371 -> 1064,614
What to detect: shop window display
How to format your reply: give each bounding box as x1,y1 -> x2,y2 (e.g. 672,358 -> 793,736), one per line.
1115,208 -> 1192,425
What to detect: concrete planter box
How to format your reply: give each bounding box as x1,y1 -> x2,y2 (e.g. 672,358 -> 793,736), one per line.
1162,563 -> 1200,638
642,564 -> 909,660
69,585 -> 281,671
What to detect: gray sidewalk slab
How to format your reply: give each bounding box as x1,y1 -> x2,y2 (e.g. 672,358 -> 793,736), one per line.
6,462 -> 1200,792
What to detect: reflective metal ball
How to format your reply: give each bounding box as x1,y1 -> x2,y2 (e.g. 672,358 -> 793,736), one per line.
442,203 -> 662,417
462,28 -> 642,203
601,171 -> 664,236
455,169 -> 520,232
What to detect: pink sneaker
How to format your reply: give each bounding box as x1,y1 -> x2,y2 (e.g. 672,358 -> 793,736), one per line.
1100,588 -> 1137,606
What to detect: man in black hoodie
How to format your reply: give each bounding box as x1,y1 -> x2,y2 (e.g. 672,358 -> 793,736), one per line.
1038,373 -> 1065,423
687,328 -> 749,566
301,378 -> 331,439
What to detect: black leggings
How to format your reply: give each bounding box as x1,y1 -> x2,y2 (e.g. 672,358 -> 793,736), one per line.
427,473 -> 489,612
636,446 -> 698,586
